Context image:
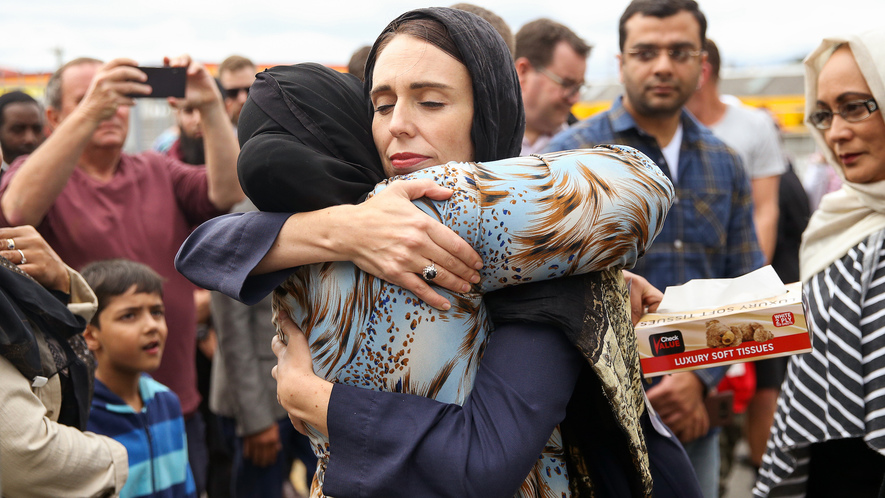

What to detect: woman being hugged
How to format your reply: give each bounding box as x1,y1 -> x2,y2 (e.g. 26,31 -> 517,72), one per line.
754,28 -> 885,497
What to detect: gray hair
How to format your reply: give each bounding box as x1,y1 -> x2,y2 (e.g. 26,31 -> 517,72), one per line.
45,57 -> 102,110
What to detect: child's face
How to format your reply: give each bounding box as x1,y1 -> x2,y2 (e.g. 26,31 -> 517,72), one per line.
88,286 -> 167,375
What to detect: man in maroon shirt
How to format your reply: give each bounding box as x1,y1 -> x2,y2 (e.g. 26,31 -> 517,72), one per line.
0,55 -> 243,493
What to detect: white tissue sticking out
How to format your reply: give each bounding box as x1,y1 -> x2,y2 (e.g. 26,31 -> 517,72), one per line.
657,266 -> 787,313
32,376 -> 48,388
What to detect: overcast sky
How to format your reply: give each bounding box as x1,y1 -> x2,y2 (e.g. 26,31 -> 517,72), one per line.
2,0 -> 883,81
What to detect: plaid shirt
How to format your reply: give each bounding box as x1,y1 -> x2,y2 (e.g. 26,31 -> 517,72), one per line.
547,96 -> 763,290
547,97 -> 764,390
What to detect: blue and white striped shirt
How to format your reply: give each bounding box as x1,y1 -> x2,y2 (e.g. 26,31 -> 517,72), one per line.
88,374 -> 196,498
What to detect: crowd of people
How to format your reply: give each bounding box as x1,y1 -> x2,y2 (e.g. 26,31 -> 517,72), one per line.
0,0 -> 882,497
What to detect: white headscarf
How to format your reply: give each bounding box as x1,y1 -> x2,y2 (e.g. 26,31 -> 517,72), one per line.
799,28 -> 885,283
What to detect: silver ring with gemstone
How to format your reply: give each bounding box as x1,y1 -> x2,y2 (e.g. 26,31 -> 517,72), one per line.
16,249 -> 26,265
422,262 -> 438,281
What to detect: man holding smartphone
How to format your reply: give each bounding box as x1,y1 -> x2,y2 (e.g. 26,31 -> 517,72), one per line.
0,55 -> 243,494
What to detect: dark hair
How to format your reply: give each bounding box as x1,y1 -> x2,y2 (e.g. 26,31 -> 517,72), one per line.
515,18 -> 591,68
81,259 -> 164,326
704,38 -> 720,80
0,91 -> 40,128
450,3 -> 515,55
46,57 -> 103,110
372,18 -> 465,68
347,45 -> 372,82
618,0 -> 707,52
364,7 -> 524,162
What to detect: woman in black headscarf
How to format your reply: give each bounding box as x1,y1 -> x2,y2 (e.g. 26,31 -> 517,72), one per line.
178,7 -> 698,498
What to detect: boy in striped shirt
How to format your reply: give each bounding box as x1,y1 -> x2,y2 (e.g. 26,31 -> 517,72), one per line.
82,259 -> 196,498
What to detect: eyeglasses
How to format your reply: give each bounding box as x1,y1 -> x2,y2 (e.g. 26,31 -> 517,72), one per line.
533,64 -> 587,98
808,98 -> 879,130
223,87 -> 250,99
624,47 -> 703,64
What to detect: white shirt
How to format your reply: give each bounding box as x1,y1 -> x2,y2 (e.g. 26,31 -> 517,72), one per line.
709,103 -> 786,179
661,123 -> 683,182
521,123 -> 568,156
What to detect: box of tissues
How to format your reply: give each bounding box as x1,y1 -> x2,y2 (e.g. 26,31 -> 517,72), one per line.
635,266 -> 812,378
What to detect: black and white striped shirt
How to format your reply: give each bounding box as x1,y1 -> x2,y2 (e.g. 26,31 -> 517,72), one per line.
755,228 -> 885,497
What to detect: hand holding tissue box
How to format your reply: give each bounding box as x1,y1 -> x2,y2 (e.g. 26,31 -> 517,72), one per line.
636,266 -> 812,378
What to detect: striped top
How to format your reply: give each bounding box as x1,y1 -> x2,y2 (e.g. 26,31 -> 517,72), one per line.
274,147 -> 674,497
88,374 -> 197,498
754,228 -> 885,497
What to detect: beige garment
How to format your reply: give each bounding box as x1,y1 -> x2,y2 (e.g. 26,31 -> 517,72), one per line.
0,268 -> 127,498
67,263 -> 99,323
799,28 -> 885,282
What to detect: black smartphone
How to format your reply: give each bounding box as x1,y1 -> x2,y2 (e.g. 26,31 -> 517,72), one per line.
132,67 -> 186,98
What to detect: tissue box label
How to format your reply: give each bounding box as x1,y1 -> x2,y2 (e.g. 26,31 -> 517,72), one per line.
648,331 -> 686,356
637,282 -> 811,377
772,312 -> 795,327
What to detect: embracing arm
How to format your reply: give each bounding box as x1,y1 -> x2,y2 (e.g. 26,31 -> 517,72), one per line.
180,147 -> 670,307
385,146 -> 675,293
176,211 -> 293,304
273,315 -> 582,498
177,179 -> 482,309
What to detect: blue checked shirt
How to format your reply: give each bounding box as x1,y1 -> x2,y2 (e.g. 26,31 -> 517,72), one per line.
546,97 -> 764,390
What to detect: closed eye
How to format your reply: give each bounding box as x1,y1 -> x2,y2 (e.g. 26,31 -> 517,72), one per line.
374,104 -> 394,115
419,101 -> 444,109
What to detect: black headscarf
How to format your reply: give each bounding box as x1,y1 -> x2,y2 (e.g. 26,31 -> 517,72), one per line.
363,7 -> 524,162
0,257 -> 93,430
237,63 -> 384,212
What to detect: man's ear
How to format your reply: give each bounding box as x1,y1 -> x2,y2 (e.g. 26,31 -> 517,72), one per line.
696,62 -> 709,90
46,106 -> 61,131
698,53 -> 711,90
83,324 -> 101,352
514,57 -> 532,85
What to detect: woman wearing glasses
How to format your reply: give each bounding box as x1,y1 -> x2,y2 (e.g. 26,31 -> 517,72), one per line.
754,29 -> 885,498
